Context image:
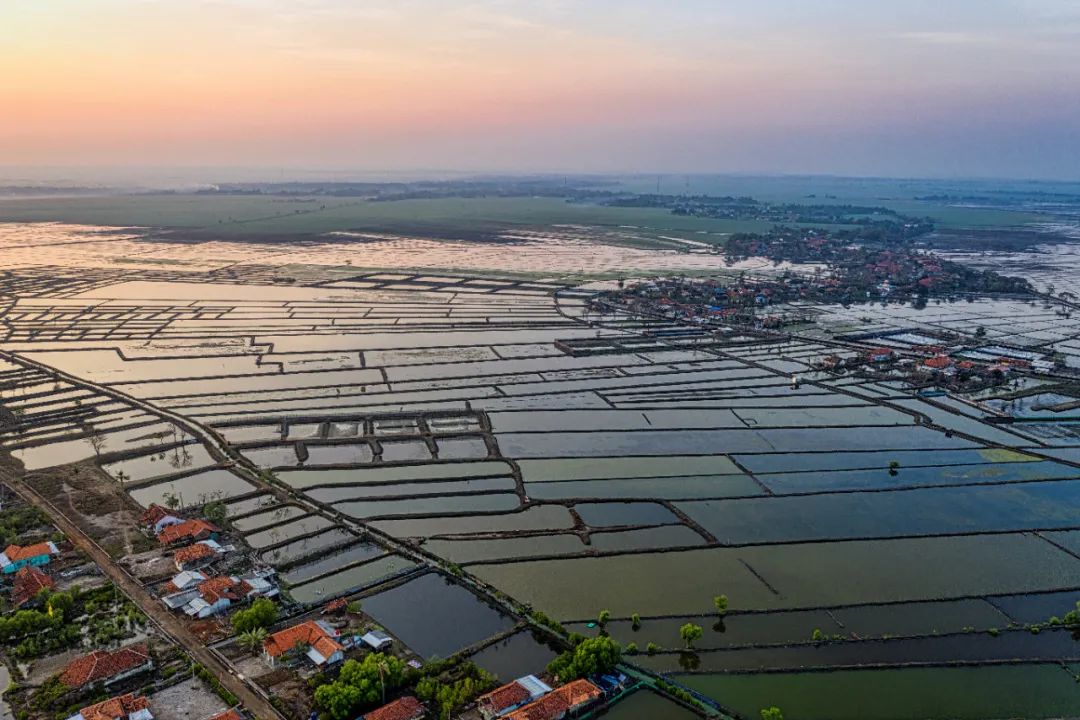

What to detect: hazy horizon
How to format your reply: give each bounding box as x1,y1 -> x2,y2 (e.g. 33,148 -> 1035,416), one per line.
3,1 -> 1080,180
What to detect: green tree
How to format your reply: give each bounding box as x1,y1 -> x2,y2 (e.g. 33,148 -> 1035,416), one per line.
238,627 -> 268,652
714,594 -> 728,616
811,628 -> 824,642
597,609 -> 611,627
679,623 -> 703,649
203,501 -> 228,526
761,707 -> 784,720
630,613 -> 641,630
231,598 -> 278,633
547,635 -> 621,681
315,653 -> 407,720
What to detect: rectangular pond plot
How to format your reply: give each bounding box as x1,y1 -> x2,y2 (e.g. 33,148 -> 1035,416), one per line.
833,599 -> 1008,638
676,664 -> 1080,720
677,480 -> 1080,545
127,469 -> 258,509
595,690 -> 699,720
102,444 -> 217,482
359,572 -> 515,659
567,610 -> 842,651
281,543 -> 388,585
988,590 -> 1080,624
244,515 -> 335,548
334,493 -> 522,519
588,525 -> 706,552
573,502 -> 681,528
225,494 -> 276,518
370,505 -> 576,538
278,461 -> 513,488
639,627 -> 1080,673
519,455 -> 742,482
305,477 -> 517,503
288,555 -> 419,605
758,460 -> 1080,494
466,631 -> 559,684
525,475 -> 764,501
240,445 -> 302,468
379,439 -> 434,463
488,409 -> 744,433
1043,529 -> 1080,556
424,534 -> 587,564
434,436 -> 489,460
304,443 -> 376,465
734,447 -> 1041,475
259,528 -> 356,566
230,505 -> 309,533
218,424 -> 282,444
472,534 -> 1080,620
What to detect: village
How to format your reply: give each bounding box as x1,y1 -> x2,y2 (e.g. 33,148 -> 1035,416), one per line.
0,478 -> 656,720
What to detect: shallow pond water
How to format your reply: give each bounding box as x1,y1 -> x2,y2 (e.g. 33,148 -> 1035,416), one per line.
243,515 -> 334,548
359,572 -> 514,658
259,527 -> 356,566
282,543 -> 387,585
128,469 -> 257,508
288,555 -> 418,604
467,630 -> 559,682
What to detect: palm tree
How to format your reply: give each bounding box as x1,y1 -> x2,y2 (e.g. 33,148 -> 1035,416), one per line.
239,627 -> 268,652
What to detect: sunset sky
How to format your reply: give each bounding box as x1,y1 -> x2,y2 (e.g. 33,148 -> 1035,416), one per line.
2,0 -> 1079,179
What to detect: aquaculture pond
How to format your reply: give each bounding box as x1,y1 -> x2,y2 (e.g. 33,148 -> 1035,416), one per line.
259,528 -> 355,566
677,663 -> 1080,720
594,690 -> 699,720
466,631 -> 559,682
128,469 -> 257,508
359,572 -> 515,658
288,555 -> 417,604
281,543 -> 387,585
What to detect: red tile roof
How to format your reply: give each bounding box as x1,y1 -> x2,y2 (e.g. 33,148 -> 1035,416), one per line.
158,519 -> 217,545
60,644 -> 151,688
174,543 -> 216,566
263,621 -> 341,659
923,355 -> 953,369
3,542 -> 58,562
11,566 -> 55,607
77,694 -> 150,720
477,681 -> 532,715
505,680 -> 602,720
364,696 -> 424,720
205,710 -> 242,720
197,576 -> 251,604
141,505 -> 175,526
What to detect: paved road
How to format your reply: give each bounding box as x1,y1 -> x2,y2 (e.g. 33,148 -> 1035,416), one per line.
0,465 -> 284,720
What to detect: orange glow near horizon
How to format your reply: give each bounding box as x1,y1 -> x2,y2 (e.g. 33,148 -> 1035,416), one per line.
2,1 -> 1079,177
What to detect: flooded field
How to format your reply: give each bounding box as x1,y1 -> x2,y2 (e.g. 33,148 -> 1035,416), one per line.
2,221 -> 1079,719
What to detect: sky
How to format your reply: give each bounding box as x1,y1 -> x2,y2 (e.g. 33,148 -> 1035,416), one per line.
2,0 -> 1079,180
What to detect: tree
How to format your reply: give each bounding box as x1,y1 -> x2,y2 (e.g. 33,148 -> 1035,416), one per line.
975,326 -> 987,339
811,628 -> 824,642
679,623 -> 703,649
761,708 -> 784,720
630,613 -> 641,630
547,635 -> 621,681
597,609 -> 611,627
203,501 -> 228,526
714,594 -> 728,616
231,598 -> 277,633
315,653 -> 407,720
888,460 -> 900,476
238,627 -> 267,652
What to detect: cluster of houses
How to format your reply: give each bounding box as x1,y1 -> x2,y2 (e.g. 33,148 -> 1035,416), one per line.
476,676 -> 603,720
141,504 -> 279,620
2,540 -> 64,609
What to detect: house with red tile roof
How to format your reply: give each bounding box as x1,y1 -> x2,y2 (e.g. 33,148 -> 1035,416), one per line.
362,696 -> 424,720
162,573 -> 277,618
478,675 -> 552,719
157,519 -> 218,546
504,680 -> 602,720
263,620 -> 347,667
10,566 -> 56,608
60,644 -> 153,689
67,693 -> 153,720
0,541 -> 60,574
173,540 -> 225,571
923,355 -> 954,370
141,505 -> 183,535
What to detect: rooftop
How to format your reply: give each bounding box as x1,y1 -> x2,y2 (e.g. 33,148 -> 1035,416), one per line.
363,696 -> 424,720
60,644 -> 151,688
